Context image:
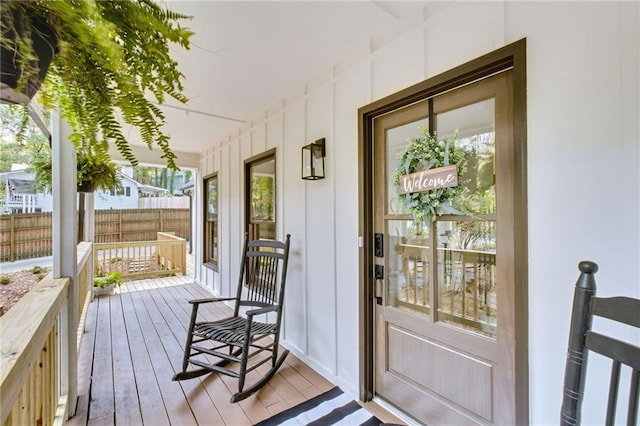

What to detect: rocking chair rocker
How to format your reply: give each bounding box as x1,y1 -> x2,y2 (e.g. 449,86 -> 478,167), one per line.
172,233 -> 291,403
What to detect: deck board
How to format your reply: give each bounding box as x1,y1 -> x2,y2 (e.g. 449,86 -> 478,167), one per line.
128,287 -> 198,426
111,294 -> 143,426
69,278 -> 342,425
88,298 -> 115,425
119,291 -> 170,426
68,273 -> 405,426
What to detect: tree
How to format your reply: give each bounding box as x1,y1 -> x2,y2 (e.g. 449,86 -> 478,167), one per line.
133,165 -> 191,193
0,105 -> 48,172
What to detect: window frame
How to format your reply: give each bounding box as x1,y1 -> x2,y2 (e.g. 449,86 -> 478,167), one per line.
244,149 -> 277,241
203,173 -> 219,270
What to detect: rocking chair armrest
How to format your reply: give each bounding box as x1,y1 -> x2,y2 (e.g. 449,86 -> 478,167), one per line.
246,305 -> 277,317
188,297 -> 235,305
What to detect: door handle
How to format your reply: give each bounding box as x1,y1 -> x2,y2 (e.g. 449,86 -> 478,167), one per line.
374,233 -> 384,257
375,264 -> 384,279
374,265 -> 383,305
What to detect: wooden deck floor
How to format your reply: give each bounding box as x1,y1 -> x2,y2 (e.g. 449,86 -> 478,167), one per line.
67,276 -> 404,425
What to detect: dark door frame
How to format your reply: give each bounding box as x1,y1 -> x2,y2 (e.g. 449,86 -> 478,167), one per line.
357,38 -> 528,424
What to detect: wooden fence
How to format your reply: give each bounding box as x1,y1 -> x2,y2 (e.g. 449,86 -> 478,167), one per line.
0,209 -> 189,262
138,196 -> 190,209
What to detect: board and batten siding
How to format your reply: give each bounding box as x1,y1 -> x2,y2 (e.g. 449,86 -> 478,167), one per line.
195,2 -> 639,425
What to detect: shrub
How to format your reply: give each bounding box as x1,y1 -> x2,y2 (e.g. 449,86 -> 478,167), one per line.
30,265 -> 43,274
0,275 -> 11,285
94,271 -> 123,288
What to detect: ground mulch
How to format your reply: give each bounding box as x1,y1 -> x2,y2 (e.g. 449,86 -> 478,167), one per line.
1,256 -> 169,317
0,266 -> 52,317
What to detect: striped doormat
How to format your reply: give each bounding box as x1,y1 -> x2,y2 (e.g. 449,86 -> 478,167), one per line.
256,386 -> 384,426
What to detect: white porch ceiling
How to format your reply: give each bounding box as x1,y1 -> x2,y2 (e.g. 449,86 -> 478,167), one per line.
123,1 -> 429,163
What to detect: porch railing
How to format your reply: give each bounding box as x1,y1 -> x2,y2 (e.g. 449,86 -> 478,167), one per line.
4,194 -> 39,213
94,232 -> 186,280
0,243 -> 93,426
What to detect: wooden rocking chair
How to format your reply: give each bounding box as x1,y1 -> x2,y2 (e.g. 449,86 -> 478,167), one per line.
172,233 -> 291,403
560,261 -> 640,426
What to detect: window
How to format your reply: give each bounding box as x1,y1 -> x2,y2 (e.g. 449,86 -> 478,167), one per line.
125,186 -> 131,197
204,174 -> 218,268
245,150 -> 276,240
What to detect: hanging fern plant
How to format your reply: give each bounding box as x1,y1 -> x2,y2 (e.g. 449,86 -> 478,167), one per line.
393,125 -> 467,227
31,140 -> 122,194
0,0 -> 193,170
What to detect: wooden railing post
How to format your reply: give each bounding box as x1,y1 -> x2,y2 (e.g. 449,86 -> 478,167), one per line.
181,238 -> 186,273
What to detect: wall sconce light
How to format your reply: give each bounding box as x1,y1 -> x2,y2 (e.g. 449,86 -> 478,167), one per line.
301,138 -> 326,180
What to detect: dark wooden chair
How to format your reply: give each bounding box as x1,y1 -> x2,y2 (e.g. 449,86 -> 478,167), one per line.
172,233 -> 291,403
560,261 -> 640,426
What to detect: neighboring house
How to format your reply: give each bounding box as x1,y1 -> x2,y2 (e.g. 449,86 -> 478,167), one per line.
0,166 -> 168,213
93,172 -> 167,210
0,166 -> 51,214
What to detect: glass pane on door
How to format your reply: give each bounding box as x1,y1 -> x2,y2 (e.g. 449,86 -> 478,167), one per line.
385,115 -> 430,316
386,117 -> 428,215
436,220 -> 496,337
437,99 -> 496,215
386,219 -> 431,316
434,98 -> 497,338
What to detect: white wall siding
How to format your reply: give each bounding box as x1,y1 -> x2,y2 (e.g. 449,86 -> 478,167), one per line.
424,2 -> 504,78
305,83 -> 337,372
282,99 -> 308,354
372,26 -> 424,101
196,2 -> 639,424
504,2 -> 640,424
228,138 -> 242,298
252,121 -> 267,154
334,57 -> 372,389
620,4 -> 640,289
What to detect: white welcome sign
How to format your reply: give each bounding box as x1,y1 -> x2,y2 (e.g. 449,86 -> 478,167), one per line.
398,164 -> 458,194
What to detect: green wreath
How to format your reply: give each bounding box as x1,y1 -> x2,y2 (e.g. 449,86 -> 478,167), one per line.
393,126 -> 467,226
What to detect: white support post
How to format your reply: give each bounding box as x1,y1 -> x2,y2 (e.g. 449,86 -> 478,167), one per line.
85,193 -> 94,242
86,192 -> 95,299
51,111 -> 78,418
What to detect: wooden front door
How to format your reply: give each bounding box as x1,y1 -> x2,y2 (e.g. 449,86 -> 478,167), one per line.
370,68 -> 523,425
